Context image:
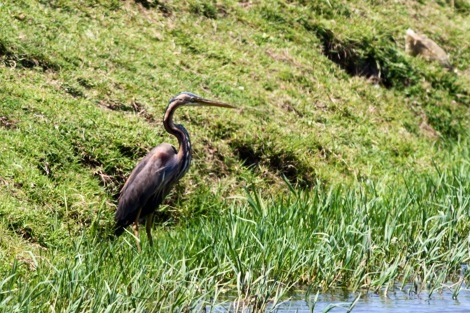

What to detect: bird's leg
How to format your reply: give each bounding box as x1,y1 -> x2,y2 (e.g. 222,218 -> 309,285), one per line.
145,212 -> 154,247
133,208 -> 142,251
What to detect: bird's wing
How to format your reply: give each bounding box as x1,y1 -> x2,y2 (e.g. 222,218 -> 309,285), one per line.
115,144 -> 178,227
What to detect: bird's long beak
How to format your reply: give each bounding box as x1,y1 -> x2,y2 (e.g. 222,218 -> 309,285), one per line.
191,98 -> 236,109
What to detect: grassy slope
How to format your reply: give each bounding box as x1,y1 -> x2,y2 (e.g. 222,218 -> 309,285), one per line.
0,0 -> 469,310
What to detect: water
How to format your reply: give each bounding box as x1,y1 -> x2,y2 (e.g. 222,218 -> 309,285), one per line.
210,285 -> 470,312
275,286 -> 470,313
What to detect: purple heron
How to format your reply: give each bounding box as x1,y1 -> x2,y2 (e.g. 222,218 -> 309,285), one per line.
114,92 -> 235,249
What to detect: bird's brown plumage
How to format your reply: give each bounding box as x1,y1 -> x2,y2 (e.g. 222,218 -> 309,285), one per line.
113,92 -> 235,248
114,144 -> 179,235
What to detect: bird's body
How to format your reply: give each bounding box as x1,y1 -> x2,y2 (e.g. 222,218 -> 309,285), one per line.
114,92 -> 234,249
114,144 -> 182,237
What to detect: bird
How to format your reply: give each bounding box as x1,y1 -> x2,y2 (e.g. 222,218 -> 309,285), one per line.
114,92 -> 235,249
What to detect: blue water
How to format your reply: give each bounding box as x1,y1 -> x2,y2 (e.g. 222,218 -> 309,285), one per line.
210,285 -> 470,312
274,286 -> 470,313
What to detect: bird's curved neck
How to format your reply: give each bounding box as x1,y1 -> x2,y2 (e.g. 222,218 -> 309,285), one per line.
163,103 -> 192,172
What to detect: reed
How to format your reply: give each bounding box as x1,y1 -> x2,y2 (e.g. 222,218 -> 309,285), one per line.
1,160 -> 468,312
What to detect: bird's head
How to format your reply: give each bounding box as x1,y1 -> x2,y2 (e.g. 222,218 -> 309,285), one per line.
168,92 -> 235,109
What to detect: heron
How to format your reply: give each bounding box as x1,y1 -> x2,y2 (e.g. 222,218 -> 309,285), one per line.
114,92 -> 235,249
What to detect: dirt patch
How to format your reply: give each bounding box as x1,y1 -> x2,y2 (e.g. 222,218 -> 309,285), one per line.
98,100 -> 130,111
280,101 -> 304,117
303,24 -> 416,89
316,28 -> 385,84
232,144 -> 262,169
15,226 -> 34,242
7,222 -> 43,246
131,100 -> 156,122
231,140 -> 314,188
99,99 -> 156,123
1,40 -> 59,71
0,116 -> 17,129
62,84 -> 85,98
78,152 -> 102,168
134,0 -> 173,16
37,158 -> 51,177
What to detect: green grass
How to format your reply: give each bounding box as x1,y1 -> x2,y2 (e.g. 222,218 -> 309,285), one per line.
0,0 -> 469,311
1,155 -> 469,311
